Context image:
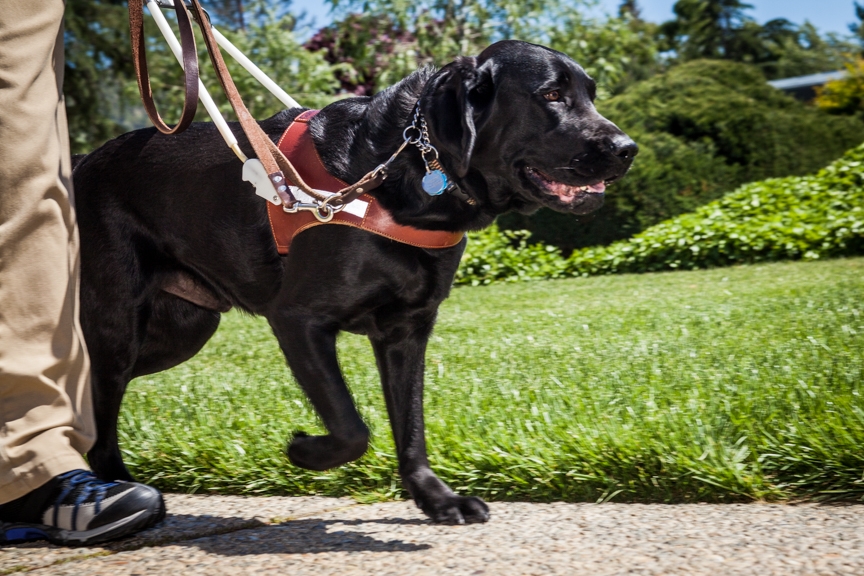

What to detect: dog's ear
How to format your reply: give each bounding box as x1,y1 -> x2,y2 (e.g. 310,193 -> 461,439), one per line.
423,57 -> 495,178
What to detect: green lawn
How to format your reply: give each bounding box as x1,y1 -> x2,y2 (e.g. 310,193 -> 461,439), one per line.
120,257 -> 864,503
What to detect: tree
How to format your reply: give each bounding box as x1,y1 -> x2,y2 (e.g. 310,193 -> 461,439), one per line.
305,13 -> 417,95
64,0 -> 135,153
207,0 -> 248,30
659,0 -> 755,60
547,10 -> 661,97
852,2 -> 864,48
658,0 -> 858,80
815,58 -> 864,114
326,0 -> 564,65
64,0 -> 342,153
314,0 -> 662,98
618,0 -> 642,20
212,1 -> 343,113
759,22 -> 858,79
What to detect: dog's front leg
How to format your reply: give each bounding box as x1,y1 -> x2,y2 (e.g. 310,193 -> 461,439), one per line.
370,329 -> 490,524
269,314 -> 370,470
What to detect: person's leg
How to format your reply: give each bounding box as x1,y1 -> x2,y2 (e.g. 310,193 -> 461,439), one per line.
0,2 -> 166,546
0,1 -> 94,504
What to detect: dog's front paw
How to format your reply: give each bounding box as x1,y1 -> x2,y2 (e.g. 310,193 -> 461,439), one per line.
286,430 -> 368,471
418,494 -> 490,525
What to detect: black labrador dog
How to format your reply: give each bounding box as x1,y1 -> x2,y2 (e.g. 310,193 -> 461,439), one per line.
73,40 -> 636,525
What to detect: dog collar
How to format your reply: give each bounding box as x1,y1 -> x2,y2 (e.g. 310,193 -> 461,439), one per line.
403,104 -> 476,205
265,110 -> 465,255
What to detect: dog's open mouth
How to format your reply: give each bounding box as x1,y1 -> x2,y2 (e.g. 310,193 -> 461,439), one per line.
524,166 -> 606,201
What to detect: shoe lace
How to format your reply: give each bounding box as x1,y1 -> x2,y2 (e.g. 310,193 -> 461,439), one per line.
53,470 -> 120,530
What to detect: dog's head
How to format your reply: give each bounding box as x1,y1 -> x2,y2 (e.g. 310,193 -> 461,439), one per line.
421,40 -> 637,215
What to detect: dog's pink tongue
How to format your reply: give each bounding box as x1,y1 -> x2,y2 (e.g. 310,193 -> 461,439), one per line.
548,179 -> 606,199
551,181 -> 578,198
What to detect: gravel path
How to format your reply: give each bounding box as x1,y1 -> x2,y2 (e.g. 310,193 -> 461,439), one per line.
2,495 -> 863,575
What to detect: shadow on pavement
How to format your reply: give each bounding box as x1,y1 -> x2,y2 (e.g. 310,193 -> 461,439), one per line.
325,517 -> 431,527
188,518 -> 432,555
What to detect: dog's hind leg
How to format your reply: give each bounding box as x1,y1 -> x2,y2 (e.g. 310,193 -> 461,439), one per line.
86,292 -> 220,482
370,329 -> 490,524
82,298 -> 144,483
268,313 -> 370,471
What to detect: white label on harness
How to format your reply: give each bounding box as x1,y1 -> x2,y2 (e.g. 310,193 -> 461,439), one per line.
289,186 -> 332,204
243,160 -> 370,220
286,186 -> 368,219
343,199 -> 369,219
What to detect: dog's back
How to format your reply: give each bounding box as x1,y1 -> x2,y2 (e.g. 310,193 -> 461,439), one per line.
71,153 -> 87,170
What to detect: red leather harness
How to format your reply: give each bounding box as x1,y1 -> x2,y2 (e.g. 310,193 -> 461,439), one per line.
266,110 -> 465,255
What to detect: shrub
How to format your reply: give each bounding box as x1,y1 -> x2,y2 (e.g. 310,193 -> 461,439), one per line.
565,143 -> 864,275
499,60 -> 864,251
815,58 -> 864,115
455,228 -> 567,286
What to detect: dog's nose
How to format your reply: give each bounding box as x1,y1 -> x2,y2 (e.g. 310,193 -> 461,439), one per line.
607,135 -> 638,162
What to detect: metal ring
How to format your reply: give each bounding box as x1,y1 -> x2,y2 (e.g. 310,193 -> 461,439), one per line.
421,147 -> 440,162
403,125 -> 421,144
321,194 -> 344,210
314,204 -> 334,222
370,163 -> 388,180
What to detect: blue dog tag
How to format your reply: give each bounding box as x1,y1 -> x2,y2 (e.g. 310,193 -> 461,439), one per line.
422,170 -> 448,196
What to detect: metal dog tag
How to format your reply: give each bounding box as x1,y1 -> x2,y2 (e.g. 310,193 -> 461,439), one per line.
422,170 -> 448,196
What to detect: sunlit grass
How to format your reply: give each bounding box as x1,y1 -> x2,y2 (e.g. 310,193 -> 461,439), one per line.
119,257 -> 864,503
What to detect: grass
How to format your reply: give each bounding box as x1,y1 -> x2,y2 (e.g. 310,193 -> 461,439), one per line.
119,257 -> 864,503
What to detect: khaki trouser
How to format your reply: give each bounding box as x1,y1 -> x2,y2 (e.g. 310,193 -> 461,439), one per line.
0,0 -> 96,505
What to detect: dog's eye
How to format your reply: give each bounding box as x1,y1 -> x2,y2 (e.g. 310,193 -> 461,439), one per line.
543,91 -> 561,102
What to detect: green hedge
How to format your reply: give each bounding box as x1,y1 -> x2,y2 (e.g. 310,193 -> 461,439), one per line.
455,228 -> 568,286
498,60 -> 864,252
568,142 -> 864,275
456,143 -> 864,285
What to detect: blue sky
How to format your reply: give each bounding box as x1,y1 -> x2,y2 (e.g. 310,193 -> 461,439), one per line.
291,0 -> 861,37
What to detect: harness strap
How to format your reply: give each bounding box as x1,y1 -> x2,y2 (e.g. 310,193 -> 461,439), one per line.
130,0 -> 390,209
129,0 -> 199,135
184,0 -> 305,203
191,0 -> 390,207
267,111 -> 465,255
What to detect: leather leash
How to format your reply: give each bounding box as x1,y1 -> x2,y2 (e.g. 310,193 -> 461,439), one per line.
129,0 -> 199,134
129,0 -> 387,212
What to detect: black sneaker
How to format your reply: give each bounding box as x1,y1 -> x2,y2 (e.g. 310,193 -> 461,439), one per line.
0,470 -> 165,546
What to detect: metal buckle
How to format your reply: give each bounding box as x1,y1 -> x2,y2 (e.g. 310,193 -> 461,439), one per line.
282,201 -> 336,222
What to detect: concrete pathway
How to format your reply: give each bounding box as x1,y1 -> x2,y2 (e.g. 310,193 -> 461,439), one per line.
2,495 -> 863,575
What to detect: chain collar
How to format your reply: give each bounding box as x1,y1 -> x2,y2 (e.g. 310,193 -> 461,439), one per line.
370,103 -> 476,205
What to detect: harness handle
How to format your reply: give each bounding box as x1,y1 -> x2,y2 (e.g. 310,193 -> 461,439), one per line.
187,0 -> 388,207
129,0 -> 199,135
130,0 -> 388,208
